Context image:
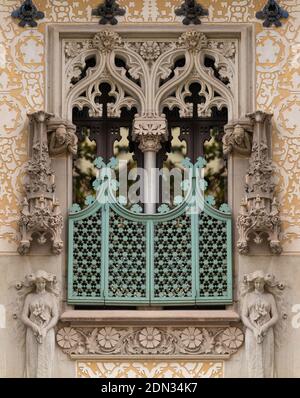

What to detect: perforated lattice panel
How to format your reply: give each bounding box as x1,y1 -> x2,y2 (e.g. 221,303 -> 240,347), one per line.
107,210 -> 147,300
72,210 -> 102,298
153,214 -> 193,299
198,213 -> 228,298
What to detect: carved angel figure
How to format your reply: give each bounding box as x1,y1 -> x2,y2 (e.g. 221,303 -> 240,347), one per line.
241,271 -> 285,378
20,270 -> 59,378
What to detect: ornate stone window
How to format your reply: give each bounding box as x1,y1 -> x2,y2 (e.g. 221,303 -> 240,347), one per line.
39,24 -> 269,307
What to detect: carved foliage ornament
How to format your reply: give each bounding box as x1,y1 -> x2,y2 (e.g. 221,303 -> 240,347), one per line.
256,0 -> 289,28
56,326 -> 244,358
175,0 -> 209,25
241,271 -> 287,378
92,0 -> 126,25
11,0 -> 44,27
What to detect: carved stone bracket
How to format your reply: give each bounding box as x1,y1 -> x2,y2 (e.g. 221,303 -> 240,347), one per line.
132,115 -> 169,153
56,325 -> 244,359
18,112 -> 63,255
223,118 -> 253,156
237,111 -> 282,255
47,117 -> 78,156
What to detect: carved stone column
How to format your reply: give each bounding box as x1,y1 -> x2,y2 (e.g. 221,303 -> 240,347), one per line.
132,115 -> 168,214
18,111 -> 63,255
237,111 -> 281,254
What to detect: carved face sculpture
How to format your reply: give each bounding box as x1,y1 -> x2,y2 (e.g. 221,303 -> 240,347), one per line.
254,277 -> 265,294
234,125 -> 244,145
56,125 -> 67,145
35,278 -> 46,293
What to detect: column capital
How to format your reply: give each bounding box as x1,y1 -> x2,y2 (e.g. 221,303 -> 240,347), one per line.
132,115 -> 168,153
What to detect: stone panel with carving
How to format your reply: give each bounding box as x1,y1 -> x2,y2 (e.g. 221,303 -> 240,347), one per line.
56,326 -> 244,358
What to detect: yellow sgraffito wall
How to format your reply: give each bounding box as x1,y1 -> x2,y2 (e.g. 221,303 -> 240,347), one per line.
77,361 -> 224,378
0,0 -> 300,252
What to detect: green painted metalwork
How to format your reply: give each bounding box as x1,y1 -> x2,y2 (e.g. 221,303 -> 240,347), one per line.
68,157 -> 233,306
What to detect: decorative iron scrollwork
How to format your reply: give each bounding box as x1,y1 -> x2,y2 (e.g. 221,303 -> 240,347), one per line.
92,0 -> 126,25
175,0 -> 209,25
256,0 -> 289,27
11,0 -> 44,27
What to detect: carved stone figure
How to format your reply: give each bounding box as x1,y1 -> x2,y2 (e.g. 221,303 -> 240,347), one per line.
47,118 -> 78,156
20,270 -> 59,378
241,271 -> 285,378
223,119 -> 253,156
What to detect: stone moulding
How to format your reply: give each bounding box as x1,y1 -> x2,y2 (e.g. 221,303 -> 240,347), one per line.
237,111 -> 282,255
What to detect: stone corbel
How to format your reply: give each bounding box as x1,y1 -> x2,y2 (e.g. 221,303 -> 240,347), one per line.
18,111 -> 63,255
237,111 -> 282,255
223,118 -> 253,156
47,117 -> 78,156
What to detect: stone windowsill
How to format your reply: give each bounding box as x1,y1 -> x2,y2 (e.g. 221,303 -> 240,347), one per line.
60,310 -> 240,326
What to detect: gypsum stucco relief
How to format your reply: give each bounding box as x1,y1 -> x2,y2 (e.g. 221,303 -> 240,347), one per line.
56,325 -> 244,358
1,0 -> 300,251
77,361 -> 224,378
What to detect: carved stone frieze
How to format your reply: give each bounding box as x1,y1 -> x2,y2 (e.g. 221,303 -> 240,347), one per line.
223,118 -> 253,156
132,115 -> 168,153
56,325 -> 244,359
237,111 -> 282,254
18,111 -> 63,255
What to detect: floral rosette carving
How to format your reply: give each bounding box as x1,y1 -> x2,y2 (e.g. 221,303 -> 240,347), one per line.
56,326 -> 244,358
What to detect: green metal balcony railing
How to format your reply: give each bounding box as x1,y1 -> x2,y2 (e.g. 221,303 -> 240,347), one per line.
68,158 -> 233,306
